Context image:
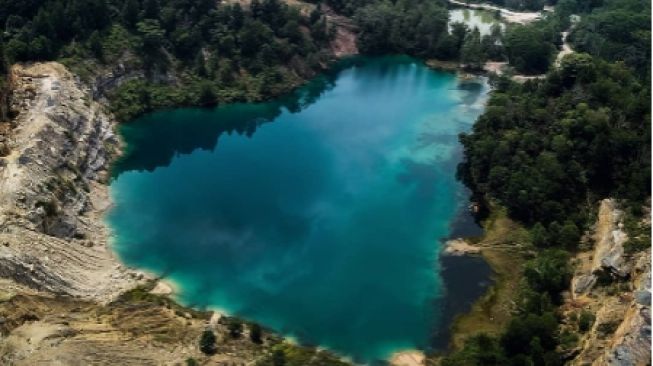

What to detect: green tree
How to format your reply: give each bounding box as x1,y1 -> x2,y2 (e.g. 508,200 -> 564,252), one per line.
531,222 -> 548,248
193,52 -> 207,77
227,318 -> 243,338
578,310 -> 595,332
504,25 -> 554,74
239,19 -> 273,57
199,329 -> 216,355
249,323 -> 263,344
197,82 -> 216,106
272,349 -> 285,366
441,334 -> 506,365
142,0 -> 160,20
122,0 -> 139,29
524,250 -> 571,303
461,27 -> 485,69
559,220 -> 580,249
88,30 -> 103,60
501,312 -> 558,356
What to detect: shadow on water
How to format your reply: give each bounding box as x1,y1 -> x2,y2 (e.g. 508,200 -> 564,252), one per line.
113,55 -> 482,177
457,79 -> 486,106
427,78 -> 493,353
111,59 -> 357,176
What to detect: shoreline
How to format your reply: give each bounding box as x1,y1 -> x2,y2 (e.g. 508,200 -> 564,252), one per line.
442,206 -> 529,351
102,57 -> 496,365
0,57 -> 496,365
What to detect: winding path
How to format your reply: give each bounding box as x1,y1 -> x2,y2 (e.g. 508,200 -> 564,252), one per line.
554,30 -> 574,67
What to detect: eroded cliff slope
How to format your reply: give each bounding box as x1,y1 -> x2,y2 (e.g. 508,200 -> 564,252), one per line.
0,62 -> 141,300
566,199 -> 651,366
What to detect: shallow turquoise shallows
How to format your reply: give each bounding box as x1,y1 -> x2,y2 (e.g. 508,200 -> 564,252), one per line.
108,56 -> 488,363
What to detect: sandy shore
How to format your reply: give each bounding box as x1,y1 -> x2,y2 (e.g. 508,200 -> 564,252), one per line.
443,238 -> 482,255
390,350 -> 425,366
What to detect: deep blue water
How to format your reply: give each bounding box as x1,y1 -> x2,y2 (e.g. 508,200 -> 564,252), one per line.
107,56 -> 489,363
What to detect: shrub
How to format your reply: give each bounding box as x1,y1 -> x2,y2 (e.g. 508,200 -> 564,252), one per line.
227,318 -> 243,338
578,310 -> 595,332
250,323 -> 263,344
199,329 -> 216,355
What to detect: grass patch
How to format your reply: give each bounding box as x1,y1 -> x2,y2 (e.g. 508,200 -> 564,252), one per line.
112,281 -> 211,320
623,208 -> 650,254
448,206 -> 531,349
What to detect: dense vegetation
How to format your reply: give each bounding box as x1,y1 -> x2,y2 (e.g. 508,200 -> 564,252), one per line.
446,0 -> 650,364
443,248 -> 572,365
569,0 -> 650,74
348,0 -> 565,74
458,53 -> 650,231
349,0 -> 508,67
0,0 -> 575,120
0,0 -> 333,120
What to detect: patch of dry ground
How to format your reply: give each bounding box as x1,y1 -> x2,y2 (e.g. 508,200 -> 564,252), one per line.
0,284 -> 325,365
390,350 -> 426,366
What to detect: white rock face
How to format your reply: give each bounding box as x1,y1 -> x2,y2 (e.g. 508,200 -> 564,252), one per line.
571,200 -> 651,366
0,62 -> 145,302
591,199 -> 630,278
598,250 -> 651,366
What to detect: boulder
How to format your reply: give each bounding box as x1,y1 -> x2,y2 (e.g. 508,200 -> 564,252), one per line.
591,199 -> 630,278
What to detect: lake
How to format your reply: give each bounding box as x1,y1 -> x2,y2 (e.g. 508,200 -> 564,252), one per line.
107,56 -> 490,363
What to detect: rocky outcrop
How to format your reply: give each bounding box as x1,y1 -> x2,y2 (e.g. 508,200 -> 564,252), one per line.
324,5 -> 359,58
572,199 -> 630,298
572,274 -> 598,295
91,62 -> 143,101
567,199 -> 651,366
591,199 -> 630,278
596,250 -> 651,366
0,62 -> 144,302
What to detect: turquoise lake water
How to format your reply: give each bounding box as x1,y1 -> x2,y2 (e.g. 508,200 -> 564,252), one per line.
108,56 -> 489,363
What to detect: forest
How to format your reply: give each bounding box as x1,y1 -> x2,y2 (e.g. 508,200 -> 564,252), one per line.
0,0 -> 576,121
0,0 -> 334,120
447,0 -> 650,364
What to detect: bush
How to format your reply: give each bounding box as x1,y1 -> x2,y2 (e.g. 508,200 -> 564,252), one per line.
501,312 -> 558,356
523,250 -> 572,304
272,349 -> 285,366
250,323 -> 263,344
227,318 -> 243,338
578,310 -> 595,332
199,329 -> 216,355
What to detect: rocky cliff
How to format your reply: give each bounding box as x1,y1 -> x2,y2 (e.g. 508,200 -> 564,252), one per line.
0,62 -> 142,301
565,199 -> 651,366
